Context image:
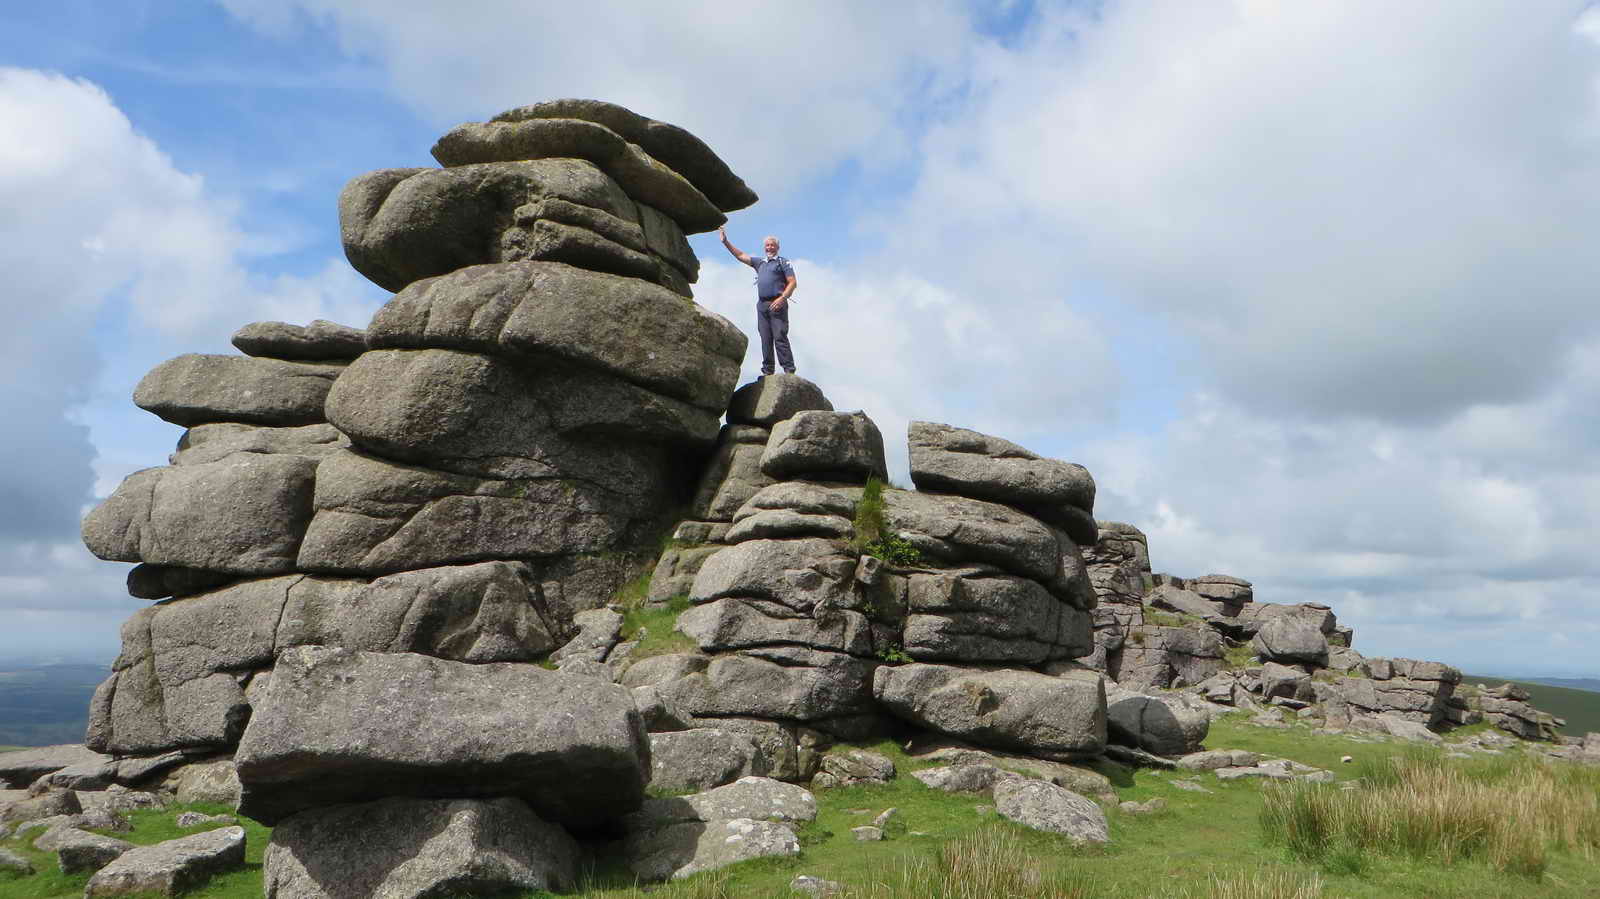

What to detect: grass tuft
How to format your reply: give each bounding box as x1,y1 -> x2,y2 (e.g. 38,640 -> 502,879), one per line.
844,828 -> 1098,898
1260,749 -> 1600,879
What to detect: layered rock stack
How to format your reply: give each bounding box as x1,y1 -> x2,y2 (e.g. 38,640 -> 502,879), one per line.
8,93 -> 1579,898
628,413 -> 1112,781
75,99 -> 760,892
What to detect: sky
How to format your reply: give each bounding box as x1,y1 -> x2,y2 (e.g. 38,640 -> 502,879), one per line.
2,0 -> 1599,678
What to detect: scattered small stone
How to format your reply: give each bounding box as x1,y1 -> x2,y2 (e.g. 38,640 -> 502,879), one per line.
791,874 -> 844,896
851,825 -> 883,841
37,826 -> 135,874
1170,778 -> 1213,794
872,807 -> 898,830
84,826 -> 246,898
0,847 -> 35,875
175,812 -> 236,829
846,808 -> 871,815
992,780 -> 1109,844
1341,755 -> 1353,764
1118,798 -> 1167,814
975,804 -> 994,815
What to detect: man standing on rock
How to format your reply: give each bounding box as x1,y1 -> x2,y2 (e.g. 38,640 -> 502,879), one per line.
719,227 -> 797,376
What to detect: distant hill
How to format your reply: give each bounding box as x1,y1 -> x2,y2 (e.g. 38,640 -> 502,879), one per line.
1462,674 -> 1600,737
1525,677 -> 1600,694
0,663 -> 106,747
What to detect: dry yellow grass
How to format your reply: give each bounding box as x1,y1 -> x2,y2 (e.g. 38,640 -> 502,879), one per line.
1261,750 -> 1600,878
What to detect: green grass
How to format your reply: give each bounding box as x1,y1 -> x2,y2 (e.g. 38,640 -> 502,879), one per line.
1460,675 -> 1600,736
6,717 -> 1599,898
0,801 -> 269,899
1262,749 -> 1600,879
620,595 -> 697,663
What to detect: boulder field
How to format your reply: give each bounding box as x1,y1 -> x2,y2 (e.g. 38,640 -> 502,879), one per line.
0,98 -> 1584,898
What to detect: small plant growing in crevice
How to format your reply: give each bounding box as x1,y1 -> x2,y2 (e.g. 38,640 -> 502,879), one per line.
877,642 -> 912,664
853,477 -> 921,566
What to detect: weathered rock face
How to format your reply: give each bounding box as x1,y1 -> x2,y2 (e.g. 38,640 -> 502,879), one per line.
1252,615 -> 1330,666
1083,522 -> 1152,607
903,570 -> 1091,664
726,375 -> 832,427
1469,683 -> 1563,741
1318,657 -> 1460,729
339,159 -> 702,296
1110,625 -> 1224,691
761,411 -> 888,483
233,320 -> 367,361
908,421 -> 1097,545
235,647 -> 648,829
364,261 -> 743,411
263,797 -> 578,899
84,826 -> 246,898
1105,686 -> 1210,756
487,99 -> 759,212
874,665 -> 1106,760
992,779 -> 1109,844
134,355 -> 345,428
86,563 -> 562,756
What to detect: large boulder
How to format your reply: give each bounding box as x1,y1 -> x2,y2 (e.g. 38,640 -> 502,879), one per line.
365,261 -> 744,412
84,826 -> 245,898
677,598 -> 874,658
89,562 -> 563,756
263,797 -> 578,899
1104,688 -> 1210,756
880,490 -> 1058,584
1252,616 -> 1329,666
648,729 -> 764,793
689,425 -> 776,521
295,449 -> 667,575
992,780 -> 1109,844
726,375 -> 833,427
761,411 -> 887,483
621,777 -> 812,881
87,580 -> 285,755
82,454 -> 318,576
338,160 -> 699,295
1111,625 -> 1225,690
907,421 -> 1097,545
170,423 -> 348,467
489,99 -> 758,212
325,348 -> 717,479
0,745 -> 110,789
903,570 -> 1091,664
689,538 -> 857,614
658,649 -> 880,738
431,118 -> 725,232
134,354 -> 343,428
277,561 -> 561,662
1082,522 -> 1152,606
235,647 -> 650,829
873,664 -> 1106,760
232,320 -> 367,361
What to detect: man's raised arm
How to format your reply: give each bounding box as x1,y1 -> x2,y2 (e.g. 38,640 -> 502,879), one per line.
718,227 -> 755,267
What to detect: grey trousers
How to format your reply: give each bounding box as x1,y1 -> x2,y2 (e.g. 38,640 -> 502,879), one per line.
756,299 -> 794,374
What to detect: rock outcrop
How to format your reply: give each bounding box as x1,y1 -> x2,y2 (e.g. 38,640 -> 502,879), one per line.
18,95 -> 1568,897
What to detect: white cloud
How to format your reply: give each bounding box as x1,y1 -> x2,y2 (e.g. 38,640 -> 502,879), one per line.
888,0 -> 1600,423
216,0 -> 981,194
0,67 -> 387,661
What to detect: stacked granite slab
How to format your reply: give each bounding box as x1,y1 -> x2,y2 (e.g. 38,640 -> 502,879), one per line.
646,375 -> 835,605
1314,658 -> 1462,729
74,99 -> 759,895
1459,682 -> 1562,741
630,419 -> 1109,771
